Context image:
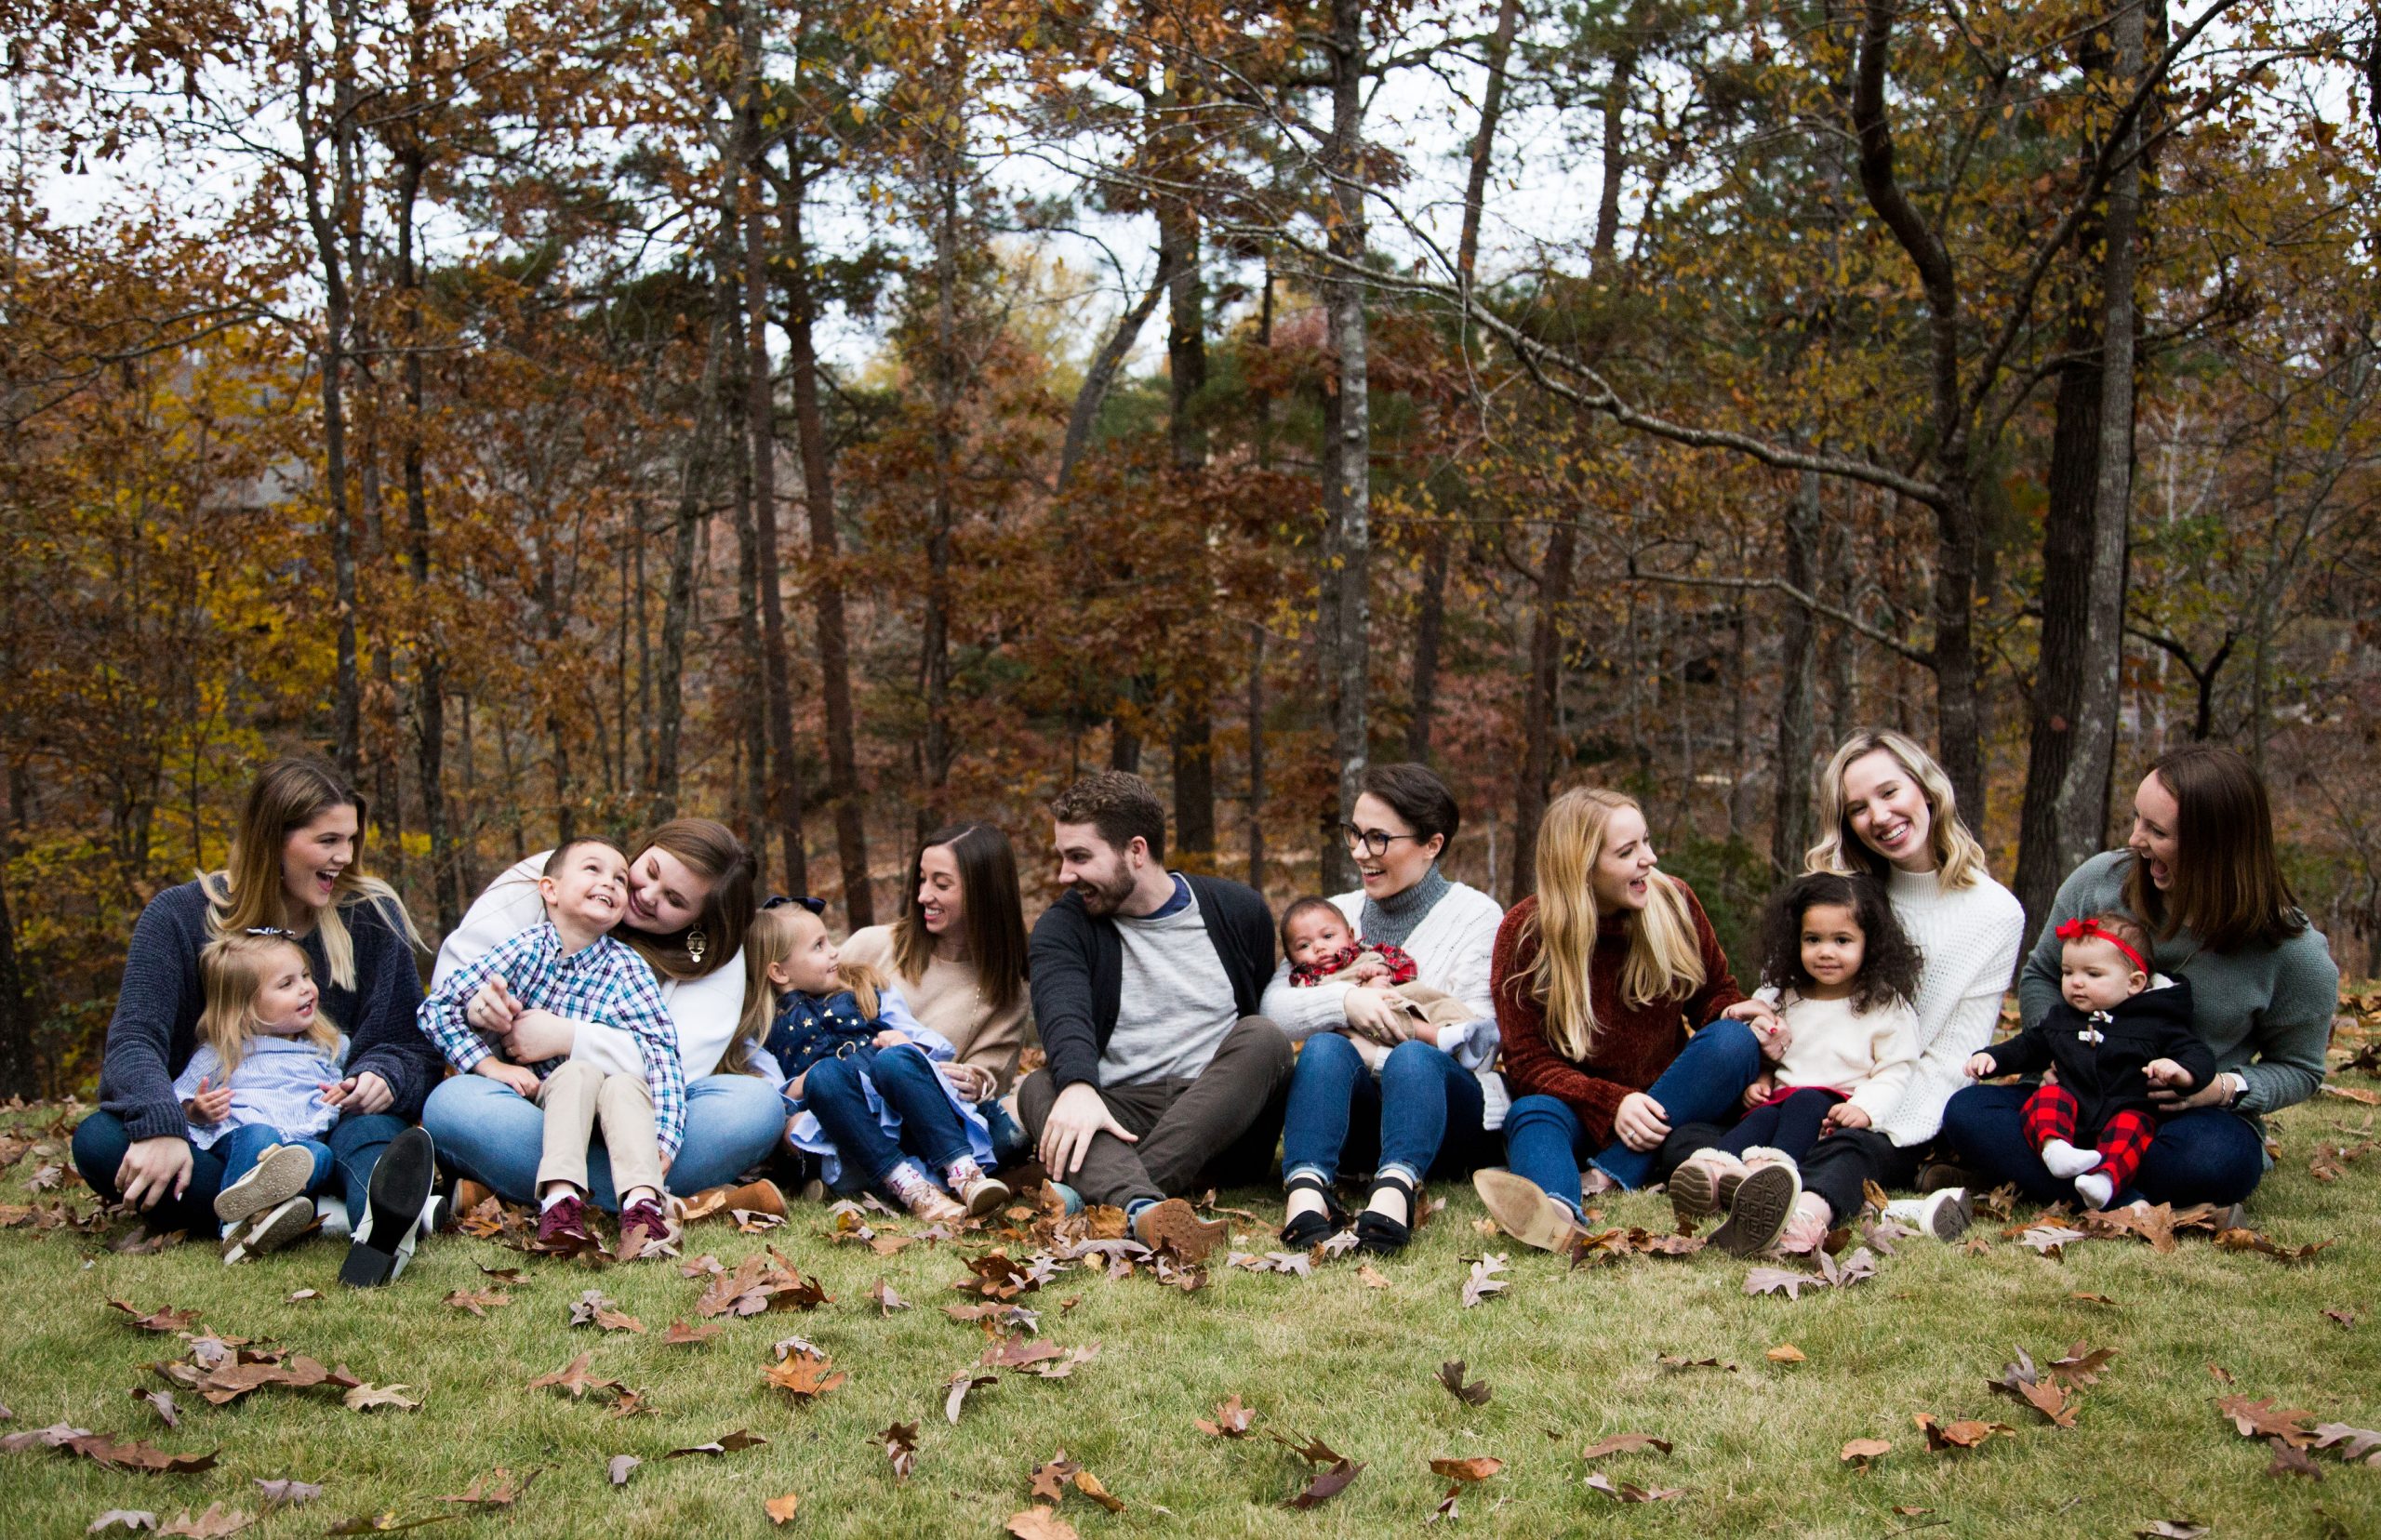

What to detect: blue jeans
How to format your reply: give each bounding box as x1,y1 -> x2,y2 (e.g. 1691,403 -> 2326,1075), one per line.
216,1124 -> 334,1197
72,1109 -> 406,1232
805,1045 -> 974,1188
1940,1082 -> 2266,1206
1282,1034 -> 1488,1188
422,1071 -> 788,1211
1503,1018 -> 1762,1210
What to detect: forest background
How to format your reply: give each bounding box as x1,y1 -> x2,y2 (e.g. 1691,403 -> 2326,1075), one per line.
1,0 -> 2374,1097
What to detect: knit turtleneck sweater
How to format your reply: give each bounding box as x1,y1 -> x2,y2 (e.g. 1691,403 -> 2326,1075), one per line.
1361,865 -> 1453,949
1873,863 -> 2026,1147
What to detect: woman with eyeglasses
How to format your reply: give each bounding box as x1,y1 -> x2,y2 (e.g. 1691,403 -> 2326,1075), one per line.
1263,763 -> 1506,1253
73,757 -> 446,1284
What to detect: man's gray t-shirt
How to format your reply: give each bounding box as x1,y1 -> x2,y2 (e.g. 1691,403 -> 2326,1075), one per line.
1097,879 -> 1239,1086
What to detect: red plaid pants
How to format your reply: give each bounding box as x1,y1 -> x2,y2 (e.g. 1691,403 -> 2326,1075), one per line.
2020,1083 -> 2155,1191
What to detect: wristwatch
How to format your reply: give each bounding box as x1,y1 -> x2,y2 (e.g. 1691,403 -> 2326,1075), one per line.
2219,1071 -> 2248,1107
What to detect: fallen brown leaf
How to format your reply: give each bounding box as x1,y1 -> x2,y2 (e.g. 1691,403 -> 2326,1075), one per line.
1430,1455 -> 1504,1481
1004,1507 -> 1078,1540
878,1421 -> 919,1480
69,1436 -> 220,1475
763,1354 -> 846,1402
86,1512 -> 157,1533
2321,1308 -> 2356,1329
664,1430 -> 767,1458
441,1290 -> 510,1319
156,1504 -> 250,1537
2070,1292 -> 2120,1307
1913,1413 -> 2015,1452
1284,1457 -> 1363,1509
1584,1473 -> 1683,1502
944,1372 -> 999,1425
2266,1437 -> 2325,1480
1580,1433 -> 1670,1460
128,1387 -> 178,1428
2217,1395 -> 2315,1446
437,1468 -> 538,1508
1765,1344 -> 1806,1363
109,1302 -> 201,1334
1460,1253 -> 1509,1308
1194,1394 -> 1257,1437
2047,1342 -> 2118,1387
870,1278 -> 911,1315
1355,1263 -> 1389,1289
341,1384 -> 421,1413
1655,1354 -> 1739,1373
1436,1360 -> 1491,1405
1840,1438 -> 1891,1469
660,1320 -> 721,1346
251,1479 -> 320,1506
606,1455 -> 639,1487
764,1493 -> 799,1525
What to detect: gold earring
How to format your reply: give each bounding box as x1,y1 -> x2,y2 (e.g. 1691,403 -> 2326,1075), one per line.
685,927 -> 708,965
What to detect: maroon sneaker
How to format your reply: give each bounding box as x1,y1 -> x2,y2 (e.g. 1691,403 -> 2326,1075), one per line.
618,1197 -> 677,1259
532,1193 -> 597,1255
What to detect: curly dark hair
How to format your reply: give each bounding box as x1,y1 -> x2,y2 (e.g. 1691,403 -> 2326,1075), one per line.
1755,871 -> 1923,1013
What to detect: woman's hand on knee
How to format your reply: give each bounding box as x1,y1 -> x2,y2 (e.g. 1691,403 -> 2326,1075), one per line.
116,1135 -> 193,1210
1612,1092 -> 1670,1152
1341,989 -> 1408,1044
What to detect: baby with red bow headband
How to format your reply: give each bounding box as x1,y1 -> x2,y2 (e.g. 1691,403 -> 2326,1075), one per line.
1965,911 -> 2215,1208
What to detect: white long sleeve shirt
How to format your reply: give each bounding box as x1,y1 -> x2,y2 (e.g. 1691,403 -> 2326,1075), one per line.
432,854 -> 749,1082
1258,881 -> 1504,1042
1873,866 -> 2026,1147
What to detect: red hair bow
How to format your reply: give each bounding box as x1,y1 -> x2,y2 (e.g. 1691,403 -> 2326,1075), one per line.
2055,917 -> 2148,976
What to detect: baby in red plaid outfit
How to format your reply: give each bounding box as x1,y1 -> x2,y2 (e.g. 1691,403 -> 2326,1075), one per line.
1965,911 -> 2215,1208
1281,898 -> 1494,1076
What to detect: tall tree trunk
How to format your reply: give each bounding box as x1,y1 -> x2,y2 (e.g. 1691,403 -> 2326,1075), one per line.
1511,515 -> 1576,902
1057,255 -> 1172,492
781,148 -> 871,925
2052,0 -> 2147,870
652,203 -> 735,817
1161,173 -> 1214,862
739,7 -> 807,895
1772,468 -> 1821,875
1246,621 -> 1267,890
0,817 -> 33,1096
726,311 -> 772,885
920,99 -> 962,807
2015,285 -> 2104,930
1409,0 -> 1523,763
299,0 -> 361,774
1321,0 -> 1373,895
392,13 -> 456,928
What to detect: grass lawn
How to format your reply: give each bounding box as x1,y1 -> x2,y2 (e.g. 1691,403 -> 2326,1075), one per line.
4,1050 -> 2378,1539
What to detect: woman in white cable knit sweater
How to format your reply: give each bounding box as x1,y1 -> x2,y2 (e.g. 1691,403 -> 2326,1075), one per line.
1657,728 -> 2022,1248
1267,764 -> 1504,1254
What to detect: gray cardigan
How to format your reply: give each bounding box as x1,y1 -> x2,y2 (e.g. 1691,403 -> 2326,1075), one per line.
2015,850 -> 2336,1124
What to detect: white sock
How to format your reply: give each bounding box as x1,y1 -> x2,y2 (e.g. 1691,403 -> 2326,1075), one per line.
539,1189 -> 576,1212
315,1195 -> 352,1238
2074,1172 -> 2115,1208
2039,1139 -> 2101,1178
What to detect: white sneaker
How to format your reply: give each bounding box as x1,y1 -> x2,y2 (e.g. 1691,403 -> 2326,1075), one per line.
1883,1188 -> 1972,1241
215,1143 -> 317,1228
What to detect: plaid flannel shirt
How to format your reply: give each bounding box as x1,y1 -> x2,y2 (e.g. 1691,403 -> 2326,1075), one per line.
417,922 -> 688,1160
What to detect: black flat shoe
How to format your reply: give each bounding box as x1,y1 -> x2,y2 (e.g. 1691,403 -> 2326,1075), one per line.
1279,1172 -> 1350,1249
341,1126 -> 435,1289
1354,1171 -> 1417,1255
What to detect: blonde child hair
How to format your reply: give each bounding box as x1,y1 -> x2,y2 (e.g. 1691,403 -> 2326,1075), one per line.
196,930 -> 339,1078
1523,787 -> 1707,1062
725,902 -> 889,1077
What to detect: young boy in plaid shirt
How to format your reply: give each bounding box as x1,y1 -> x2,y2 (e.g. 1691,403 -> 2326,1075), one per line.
417,839 -> 686,1255
1965,911 -> 2214,1210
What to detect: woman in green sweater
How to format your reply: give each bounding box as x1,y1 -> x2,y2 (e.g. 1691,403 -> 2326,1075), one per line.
1942,743 -> 2336,1207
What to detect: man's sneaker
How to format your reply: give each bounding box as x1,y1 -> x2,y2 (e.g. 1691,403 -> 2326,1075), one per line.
1131,1198 -> 1228,1262
532,1193 -> 598,1254
216,1143 -> 316,1228
1883,1188 -> 1973,1241
222,1195 -> 320,1264
619,1197 -> 678,1258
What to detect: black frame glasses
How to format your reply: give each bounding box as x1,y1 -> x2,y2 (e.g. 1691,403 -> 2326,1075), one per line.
1337,823 -> 1429,858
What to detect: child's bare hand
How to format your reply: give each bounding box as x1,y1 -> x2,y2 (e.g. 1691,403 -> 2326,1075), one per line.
1347,959 -> 1391,984
2143,1057 -> 2195,1091
872,1029 -> 908,1049
186,1074 -> 233,1124
1964,1053 -> 1998,1080
472,1057 -> 541,1098
1740,1074 -> 1775,1113
1824,1102 -> 1871,1133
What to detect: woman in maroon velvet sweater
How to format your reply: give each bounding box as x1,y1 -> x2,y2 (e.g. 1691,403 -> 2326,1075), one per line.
1473,788 -> 1777,1249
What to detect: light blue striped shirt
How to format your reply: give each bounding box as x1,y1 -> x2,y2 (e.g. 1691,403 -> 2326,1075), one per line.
169,1033 -> 351,1150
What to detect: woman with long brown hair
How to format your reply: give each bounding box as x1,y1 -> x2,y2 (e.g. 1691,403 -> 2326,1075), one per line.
1471,787 -> 1776,1251
419,817 -> 783,1211
71,757 -> 444,1284
1942,742 -> 2336,1207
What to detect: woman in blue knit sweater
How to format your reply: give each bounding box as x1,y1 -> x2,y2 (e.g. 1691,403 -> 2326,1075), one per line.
71,759 -> 445,1284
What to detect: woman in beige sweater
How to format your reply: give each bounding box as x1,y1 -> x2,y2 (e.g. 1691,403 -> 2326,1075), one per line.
839,822 -> 1032,1107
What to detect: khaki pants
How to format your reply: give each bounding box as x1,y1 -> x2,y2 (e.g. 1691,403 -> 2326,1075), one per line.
536,1061 -> 665,1200
1018,1016 -> 1293,1209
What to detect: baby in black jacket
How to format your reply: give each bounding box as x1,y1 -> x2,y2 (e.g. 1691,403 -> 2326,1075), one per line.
1967,911 -> 2215,1209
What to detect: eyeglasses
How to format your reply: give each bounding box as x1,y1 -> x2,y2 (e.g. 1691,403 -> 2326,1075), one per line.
762,895 -> 827,915
1337,823 -> 1429,858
